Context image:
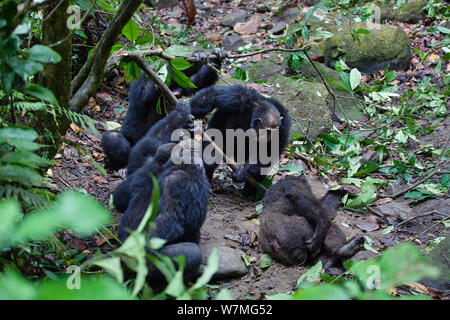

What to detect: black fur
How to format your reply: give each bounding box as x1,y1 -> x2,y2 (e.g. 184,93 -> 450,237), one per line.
126,101 -> 193,176
101,50 -> 225,170
117,142 -> 210,288
189,84 -> 291,196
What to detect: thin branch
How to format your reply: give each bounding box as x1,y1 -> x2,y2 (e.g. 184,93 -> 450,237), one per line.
412,216 -> 450,241
202,132 -> 268,194
227,47 -> 306,59
390,136 -> 449,199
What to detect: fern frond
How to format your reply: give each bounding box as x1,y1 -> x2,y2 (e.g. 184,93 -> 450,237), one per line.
0,185 -> 51,209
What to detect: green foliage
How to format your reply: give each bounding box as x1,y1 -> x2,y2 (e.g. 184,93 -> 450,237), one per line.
0,127 -> 54,209
268,243 -> 439,300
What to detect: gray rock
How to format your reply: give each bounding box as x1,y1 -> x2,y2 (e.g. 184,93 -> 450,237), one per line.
256,4 -> 268,13
379,0 -> 427,24
150,0 -> 178,9
270,22 -> 287,35
199,244 -> 248,279
374,201 -> 414,220
221,34 -> 247,51
324,22 -> 411,74
221,10 -> 250,27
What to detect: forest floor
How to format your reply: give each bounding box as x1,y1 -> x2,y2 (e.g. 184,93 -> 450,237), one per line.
50,1 -> 449,299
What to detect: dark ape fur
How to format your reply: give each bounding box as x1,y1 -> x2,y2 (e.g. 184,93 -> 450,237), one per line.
126,101 -> 193,176
189,84 -> 291,197
259,176 -> 363,267
117,141 -> 210,288
101,49 -> 226,170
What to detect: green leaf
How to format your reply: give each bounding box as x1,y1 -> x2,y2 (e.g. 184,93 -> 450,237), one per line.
24,84 -> 59,106
164,45 -> 191,57
356,28 -> 370,34
441,174 -> 450,188
353,162 -> 379,177
190,248 -> 219,291
352,243 -> 439,290
278,163 -> 303,172
259,254 -> 272,269
290,284 -> 350,300
29,45 -> 62,63
349,68 -> 361,91
346,182 -> 377,208
0,164 -> 43,186
0,127 -> 39,151
0,200 -> 23,247
214,288 -> 235,300
321,132 -> 341,151
122,19 -> 141,43
7,58 -> 43,79
92,257 -> 124,284
295,260 -> 322,289
170,67 -> 197,89
169,58 -> 192,71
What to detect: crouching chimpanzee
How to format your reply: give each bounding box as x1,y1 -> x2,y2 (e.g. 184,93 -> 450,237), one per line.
101,49 -> 227,170
116,139 -> 210,289
189,84 -> 291,197
259,176 -> 364,269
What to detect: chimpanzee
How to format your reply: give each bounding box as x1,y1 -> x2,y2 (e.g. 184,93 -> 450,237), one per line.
125,100 -> 193,176
101,49 -> 227,170
118,139 -> 210,288
259,175 -> 364,268
189,84 -> 291,197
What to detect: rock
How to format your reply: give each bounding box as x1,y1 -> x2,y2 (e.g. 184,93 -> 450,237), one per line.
221,10 -> 250,27
379,0 -> 427,24
374,201 -> 413,220
270,22 -> 287,35
267,75 -> 332,139
294,59 -> 364,121
421,236 -> 450,291
206,32 -> 222,42
256,4 -> 268,13
150,0 -> 178,9
414,198 -> 450,216
247,56 -> 285,82
324,22 -> 411,74
221,34 -> 248,51
276,7 -> 299,24
234,16 -> 261,35
199,244 -> 248,279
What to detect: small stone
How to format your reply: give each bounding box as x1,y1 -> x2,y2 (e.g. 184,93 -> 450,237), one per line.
234,16 -> 261,35
221,10 -> 250,27
199,245 -> 248,279
256,4 -> 268,13
206,32 -> 222,42
222,34 -> 248,51
270,21 -> 287,35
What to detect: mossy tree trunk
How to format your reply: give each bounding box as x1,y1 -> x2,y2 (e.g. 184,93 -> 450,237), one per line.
33,0 -> 72,159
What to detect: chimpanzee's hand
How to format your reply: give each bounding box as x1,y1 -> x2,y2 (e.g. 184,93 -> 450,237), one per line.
231,164 -> 249,182
209,48 -> 227,67
155,143 -> 177,164
191,50 -> 209,64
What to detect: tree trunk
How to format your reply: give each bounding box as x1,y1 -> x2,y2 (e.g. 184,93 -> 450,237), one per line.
33,0 -> 72,159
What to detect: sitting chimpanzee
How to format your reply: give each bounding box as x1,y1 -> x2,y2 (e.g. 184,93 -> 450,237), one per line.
259,176 -> 364,268
117,139 -> 210,289
101,49 -> 227,170
189,84 -> 291,197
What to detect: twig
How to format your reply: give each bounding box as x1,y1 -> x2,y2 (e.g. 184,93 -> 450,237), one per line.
390,136 -> 449,199
411,216 -> 450,241
227,47 -> 306,59
202,132 -> 268,194
289,115 -> 320,156
395,211 -> 446,229
303,50 -> 353,149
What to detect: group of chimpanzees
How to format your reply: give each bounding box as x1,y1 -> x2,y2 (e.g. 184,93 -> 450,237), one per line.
101,50 -> 363,290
